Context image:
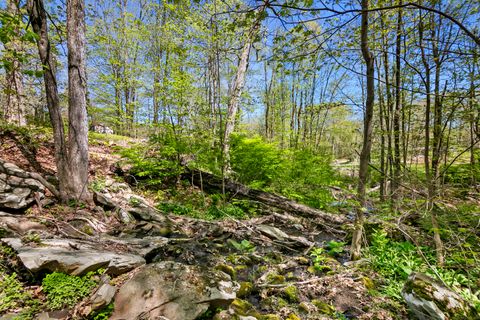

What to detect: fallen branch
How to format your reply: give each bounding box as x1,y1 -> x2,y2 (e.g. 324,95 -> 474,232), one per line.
182,168 -> 347,229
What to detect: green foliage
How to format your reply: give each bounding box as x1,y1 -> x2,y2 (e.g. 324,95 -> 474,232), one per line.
310,247 -> 330,272
229,239 -> 256,253
42,272 -> 98,310
0,273 -> 30,313
442,163 -> 480,188
230,134 -> 340,209
90,303 -> 114,320
118,140 -> 182,187
326,240 -> 346,256
366,229 -> 480,309
91,178 -> 106,192
230,134 -> 283,188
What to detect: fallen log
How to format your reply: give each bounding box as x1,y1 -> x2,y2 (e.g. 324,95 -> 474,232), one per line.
182,168 -> 347,228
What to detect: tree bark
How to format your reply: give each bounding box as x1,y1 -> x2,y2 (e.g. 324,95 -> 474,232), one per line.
28,0 -> 92,204
27,0 -> 70,201
66,0 -> 91,203
222,3 -> 266,175
392,1 -> 402,201
4,0 -> 26,126
351,0 -> 375,261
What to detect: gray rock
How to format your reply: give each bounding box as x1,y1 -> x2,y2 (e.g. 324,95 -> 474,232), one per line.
257,224 -> 313,247
0,212 -> 48,236
402,272 -> 479,320
111,261 -> 239,320
1,238 -> 145,276
0,159 -> 45,210
93,191 -> 117,209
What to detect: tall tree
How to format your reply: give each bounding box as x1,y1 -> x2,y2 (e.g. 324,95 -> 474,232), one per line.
3,0 -> 26,126
66,0 -> 91,203
222,2 -> 266,175
351,0 -> 375,261
27,0 -> 92,203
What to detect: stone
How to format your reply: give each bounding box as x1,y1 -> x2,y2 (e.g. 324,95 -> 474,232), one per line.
110,261 -> 240,320
256,224 -> 312,247
116,208 -> 133,224
402,272 -> 479,320
0,212 -> 48,236
0,159 -> 45,210
1,238 -> 145,276
93,191 -> 117,209
79,277 -> 117,317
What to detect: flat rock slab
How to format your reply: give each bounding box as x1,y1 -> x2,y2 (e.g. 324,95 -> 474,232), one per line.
111,261 -> 240,320
1,238 -> 145,276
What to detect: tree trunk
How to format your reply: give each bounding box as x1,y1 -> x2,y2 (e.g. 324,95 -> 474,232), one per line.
222,3 -> 265,175
27,0 -> 70,201
66,0 -> 91,203
28,0 -> 92,204
4,0 -> 26,126
392,1 -> 402,201
351,0 -> 375,261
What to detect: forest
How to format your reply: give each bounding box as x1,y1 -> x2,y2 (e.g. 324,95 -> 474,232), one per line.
0,0 -> 479,319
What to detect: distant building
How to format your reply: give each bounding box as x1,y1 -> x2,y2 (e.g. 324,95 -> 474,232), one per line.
90,124 -> 114,135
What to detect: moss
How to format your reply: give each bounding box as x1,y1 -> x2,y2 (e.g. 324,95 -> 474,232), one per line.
283,285 -> 299,303
259,315 -> 281,320
362,276 -> 375,290
286,313 -> 301,320
285,272 -> 296,281
299,301 -> 313,313
237,282 -> 254,298
215,264 -> 237,280
312,299 -> 335,315
235,265 -> 248,272
266,273 -> 285,284
230,299 -> 260,317
296,257 -> 310,265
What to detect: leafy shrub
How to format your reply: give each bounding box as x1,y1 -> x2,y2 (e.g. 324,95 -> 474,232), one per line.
230,134 -> 283,188
326,240 -> 346,256
42,272 -> 98,310
230,134 -> 340,209
442,163 -> 480,187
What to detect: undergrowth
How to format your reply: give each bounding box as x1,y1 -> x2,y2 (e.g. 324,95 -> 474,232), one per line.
366,229 -> 480,311
118,130 -> 344,219
42,271 -> 100,310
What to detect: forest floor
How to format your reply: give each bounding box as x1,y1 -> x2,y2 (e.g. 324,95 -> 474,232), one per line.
1,129 -> 479,319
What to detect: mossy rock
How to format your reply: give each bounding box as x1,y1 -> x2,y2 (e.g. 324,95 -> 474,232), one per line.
295,256 -> 310,265
229,299 -> 260,318
259,314 -> 281,320
216,264 -> 237,280
312,299 -> 335,315
286,313 -> 301,320
361,276 -> 375,290
260,297 -> 288,310
237,282 -> 254,298
282,285 -> 299,303
402,272 -> 479,320
266,273 -> 285,284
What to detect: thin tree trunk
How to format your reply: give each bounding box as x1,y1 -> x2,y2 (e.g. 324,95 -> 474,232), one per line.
4,0 -> 26,126
392,1 -> 402,201
222,3 -> 265,174
27,0 -> 69,201
351,0 -> 375,261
